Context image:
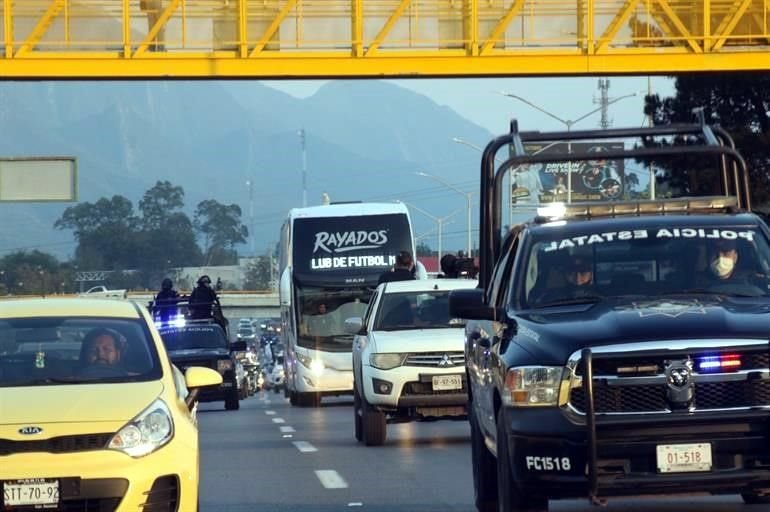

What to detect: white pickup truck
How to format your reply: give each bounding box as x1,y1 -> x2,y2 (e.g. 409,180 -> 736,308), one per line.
78,285 -> 128,299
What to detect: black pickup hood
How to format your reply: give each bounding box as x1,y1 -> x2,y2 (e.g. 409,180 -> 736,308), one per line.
512,296 -> 770,363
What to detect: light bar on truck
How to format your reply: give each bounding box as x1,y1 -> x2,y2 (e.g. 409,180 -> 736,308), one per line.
698,354 -> 741,372
534,196 -> 739,223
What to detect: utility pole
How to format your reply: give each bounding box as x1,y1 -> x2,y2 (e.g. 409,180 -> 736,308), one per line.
299,129 -> 307,207
595,78 -> 611,129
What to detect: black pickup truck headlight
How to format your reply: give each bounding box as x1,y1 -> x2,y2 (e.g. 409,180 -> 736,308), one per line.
504,366 -> 564,407
217,359 -> 233,373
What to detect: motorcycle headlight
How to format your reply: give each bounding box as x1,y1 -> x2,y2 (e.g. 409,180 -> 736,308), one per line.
217,360 -> 233,373
108,399 -> 174,457
504,367 -> 564,407
369,353 -> 406,370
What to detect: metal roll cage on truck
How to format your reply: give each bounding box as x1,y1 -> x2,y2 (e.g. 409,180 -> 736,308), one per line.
450,118 -> 770,511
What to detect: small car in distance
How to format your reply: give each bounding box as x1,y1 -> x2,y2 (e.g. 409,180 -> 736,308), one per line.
348,278 -> 478,446
0,298 -> 221,511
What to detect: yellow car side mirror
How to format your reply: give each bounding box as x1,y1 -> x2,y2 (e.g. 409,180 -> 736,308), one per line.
185,366 -> 222,389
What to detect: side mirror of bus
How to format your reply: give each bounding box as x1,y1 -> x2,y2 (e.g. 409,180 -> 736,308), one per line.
449,288 -> 499,321
344,317 -> 364,335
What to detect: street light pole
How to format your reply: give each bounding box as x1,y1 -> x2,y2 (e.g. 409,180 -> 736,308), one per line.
245,179 -> 254,256
498,91 -> 637,203
405,202 -> 461,264
415,171 -> 473,257
298,128 -> 307,207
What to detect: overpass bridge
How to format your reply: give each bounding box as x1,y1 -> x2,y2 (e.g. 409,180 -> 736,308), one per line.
128,292 -> 280,319
1,0 -> 770,78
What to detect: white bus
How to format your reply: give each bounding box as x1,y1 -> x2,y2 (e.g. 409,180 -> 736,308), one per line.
278,202 -> 416,407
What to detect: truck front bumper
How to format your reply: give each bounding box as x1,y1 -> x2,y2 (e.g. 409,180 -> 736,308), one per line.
502,407 -> 770,499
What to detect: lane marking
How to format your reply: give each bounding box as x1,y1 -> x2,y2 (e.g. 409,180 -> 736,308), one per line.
280,426 -> 296,433
292,441 -> 318,453
348,503 -> 363,507
272,418 -> 285,424
265,410 -> 276,415
282,434 -> 293,438
315,470 -> 348,489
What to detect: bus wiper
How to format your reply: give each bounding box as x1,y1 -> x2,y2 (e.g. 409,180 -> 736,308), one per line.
535,296 -> 603,308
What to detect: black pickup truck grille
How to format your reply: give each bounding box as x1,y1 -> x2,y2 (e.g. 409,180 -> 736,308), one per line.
570,348 -> 770,414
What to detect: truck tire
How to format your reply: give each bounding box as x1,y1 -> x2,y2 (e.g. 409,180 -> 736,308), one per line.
470,405 -> 497,512
353,387 -> 363,442
225,388 -> 240,411
297,392 -> 321,407
496,409 -> 547,511
363,399 -> 386,446
742,491 -> 770,504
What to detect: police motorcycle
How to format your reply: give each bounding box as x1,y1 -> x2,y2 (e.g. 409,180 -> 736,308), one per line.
265,356 -> 286,394
239,347 -> 261,396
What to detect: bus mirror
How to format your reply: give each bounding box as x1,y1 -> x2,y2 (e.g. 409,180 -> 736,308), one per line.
344,317 -> 363,334
280,269 -> 291,306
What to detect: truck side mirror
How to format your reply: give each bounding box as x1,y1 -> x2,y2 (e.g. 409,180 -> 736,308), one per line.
449,288 -> 500,321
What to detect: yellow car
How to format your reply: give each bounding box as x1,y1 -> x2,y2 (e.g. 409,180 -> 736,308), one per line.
0,298 -> 222,511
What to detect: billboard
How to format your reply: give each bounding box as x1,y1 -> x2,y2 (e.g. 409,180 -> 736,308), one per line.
0,158 -> 77,202
510,142 -> 649,205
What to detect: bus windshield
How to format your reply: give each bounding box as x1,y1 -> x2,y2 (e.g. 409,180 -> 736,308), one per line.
296,286 -> 370,352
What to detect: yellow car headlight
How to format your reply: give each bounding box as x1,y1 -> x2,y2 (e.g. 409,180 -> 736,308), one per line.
109,399 -> 174,457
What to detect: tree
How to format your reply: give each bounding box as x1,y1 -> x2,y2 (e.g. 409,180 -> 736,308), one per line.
139,180 -> 185,231
194,200 -> 248,265
416,241 -> 433,256
645,73 -> 770,207
55,195 -> 140,270
243,256 -> 273,290
135,181 -> 201,286
0,251 -> 72,296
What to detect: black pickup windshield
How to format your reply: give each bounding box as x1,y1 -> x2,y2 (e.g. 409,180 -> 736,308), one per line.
521,224 -> 770,308
159,325 -> 229,350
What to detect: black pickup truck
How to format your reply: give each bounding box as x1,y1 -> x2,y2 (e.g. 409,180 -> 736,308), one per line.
450,121 -> 770,511
149,297 -> 245,410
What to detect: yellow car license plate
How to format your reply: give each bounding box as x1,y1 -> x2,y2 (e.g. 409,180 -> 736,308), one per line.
4,479 -> 59,506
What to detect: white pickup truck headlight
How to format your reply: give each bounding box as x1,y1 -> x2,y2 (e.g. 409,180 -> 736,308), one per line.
108,399 -> 174,457
504,367 -> 563,407
369,353 -> 406,370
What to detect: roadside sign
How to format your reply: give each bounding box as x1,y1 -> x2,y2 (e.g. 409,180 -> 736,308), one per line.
0,157 -> 77,202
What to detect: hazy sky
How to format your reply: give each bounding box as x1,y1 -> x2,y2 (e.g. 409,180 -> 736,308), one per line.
262,76 -> 676,139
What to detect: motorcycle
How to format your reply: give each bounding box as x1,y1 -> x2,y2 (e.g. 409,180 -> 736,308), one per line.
240,349 -> 261,396
264,364 -> 285,394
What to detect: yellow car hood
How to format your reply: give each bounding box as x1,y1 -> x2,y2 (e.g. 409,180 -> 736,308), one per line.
0,381 -> 164,425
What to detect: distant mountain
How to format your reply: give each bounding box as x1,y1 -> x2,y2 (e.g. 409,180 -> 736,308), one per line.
0,81 -> 493,259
